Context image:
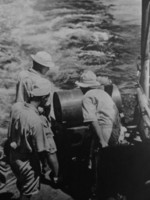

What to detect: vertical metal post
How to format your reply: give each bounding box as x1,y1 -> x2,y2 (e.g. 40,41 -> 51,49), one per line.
140,0 -> 150,99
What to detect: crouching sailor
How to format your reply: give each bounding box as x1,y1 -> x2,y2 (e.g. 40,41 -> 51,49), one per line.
75,70 -> 121,148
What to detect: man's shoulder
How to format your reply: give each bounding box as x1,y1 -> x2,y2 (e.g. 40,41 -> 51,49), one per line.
12,103 -> 40,122
18,68 -> 40,80
18,70 -> 30,79
12,102 -> 24,111
11,102 -> 26,120
85,88 -> 109,97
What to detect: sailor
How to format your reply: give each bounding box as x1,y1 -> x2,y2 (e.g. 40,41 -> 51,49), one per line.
75,70 -> 121,148
8,79 -> 69,200
15,51 -> 57,119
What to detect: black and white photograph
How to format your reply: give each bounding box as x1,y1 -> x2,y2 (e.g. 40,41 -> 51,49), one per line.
1,0 -> 150,200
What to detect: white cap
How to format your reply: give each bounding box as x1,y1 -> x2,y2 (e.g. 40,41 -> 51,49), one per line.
75,70 -> 100,88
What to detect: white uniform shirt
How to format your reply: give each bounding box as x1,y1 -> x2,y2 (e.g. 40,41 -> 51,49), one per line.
82,89 -> 119,126
16,68 -> 55,119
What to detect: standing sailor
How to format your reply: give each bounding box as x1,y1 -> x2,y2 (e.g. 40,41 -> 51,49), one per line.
8,79 -> 72,200
16,51 -> 57,119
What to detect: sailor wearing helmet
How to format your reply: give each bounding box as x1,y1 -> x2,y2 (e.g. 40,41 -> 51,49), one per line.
75,70 -> 121,148
15,51 -> 58,119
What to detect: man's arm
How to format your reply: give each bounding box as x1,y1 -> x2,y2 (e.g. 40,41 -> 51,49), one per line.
16,76 -> 32,103
91,121 -> 108,148
82,96 -> 108,148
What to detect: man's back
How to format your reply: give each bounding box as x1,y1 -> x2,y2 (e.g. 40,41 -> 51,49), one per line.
16,69 -> 55,119
16,69 -> 45,102
82,88 -> 119,125
9,102 -> 52,154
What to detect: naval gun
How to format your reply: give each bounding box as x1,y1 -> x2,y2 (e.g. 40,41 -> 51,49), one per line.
53,84 -> 122,158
